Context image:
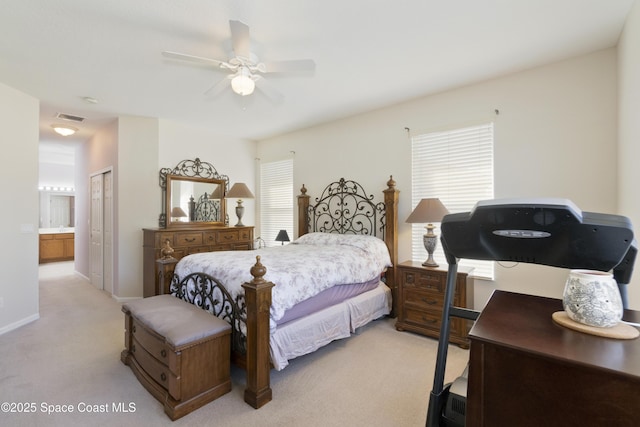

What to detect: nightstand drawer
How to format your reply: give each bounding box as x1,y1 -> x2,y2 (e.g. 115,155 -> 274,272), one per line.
404,288 -> 444,311
402,269 -> 445,292
404,307 -> 442,332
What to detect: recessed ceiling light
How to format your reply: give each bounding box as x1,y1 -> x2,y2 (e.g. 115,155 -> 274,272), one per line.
51,124 -> 78,136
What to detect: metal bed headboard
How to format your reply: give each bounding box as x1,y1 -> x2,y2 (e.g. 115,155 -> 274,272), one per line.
307,178 -> 387,238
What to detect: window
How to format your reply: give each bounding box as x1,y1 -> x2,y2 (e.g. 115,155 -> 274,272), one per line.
411,122 -> 494,279
260,159 -> 294,247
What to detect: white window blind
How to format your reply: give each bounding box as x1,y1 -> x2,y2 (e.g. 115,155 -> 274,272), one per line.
411,122 -> 495,279
260,159 -> 294,248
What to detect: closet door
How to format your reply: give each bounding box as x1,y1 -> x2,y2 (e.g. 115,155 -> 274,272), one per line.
103,171 -> 113,294
90,173 -> 104,289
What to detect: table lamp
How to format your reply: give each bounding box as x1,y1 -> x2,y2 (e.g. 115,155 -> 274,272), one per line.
226,182 -> 254,227
275,230 -> 290,245
406,198 -> 449,267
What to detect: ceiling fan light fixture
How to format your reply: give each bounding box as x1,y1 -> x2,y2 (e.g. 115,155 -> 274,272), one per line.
51,124 -> 78,136
231,67 -> 255,96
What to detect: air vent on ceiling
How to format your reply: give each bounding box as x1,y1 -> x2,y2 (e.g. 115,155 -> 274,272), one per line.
56,112 -> 85,123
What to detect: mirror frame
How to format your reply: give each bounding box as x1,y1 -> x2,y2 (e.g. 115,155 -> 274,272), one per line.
158,158 -> 229,228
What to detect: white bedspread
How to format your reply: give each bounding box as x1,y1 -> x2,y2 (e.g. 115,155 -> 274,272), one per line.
173,233 -> 392,331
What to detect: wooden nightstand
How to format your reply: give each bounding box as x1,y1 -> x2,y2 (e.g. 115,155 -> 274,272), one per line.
395,261 -> 473,348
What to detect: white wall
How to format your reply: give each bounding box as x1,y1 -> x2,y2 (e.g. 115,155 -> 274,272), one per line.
0,83 -> 40,333
259,48 -> 622,310
618,0 -> 640,309
116,117 -> 160,298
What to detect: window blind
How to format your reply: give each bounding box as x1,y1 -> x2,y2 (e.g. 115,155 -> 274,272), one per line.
260,159 -> 294,247
411,122 -> 495,279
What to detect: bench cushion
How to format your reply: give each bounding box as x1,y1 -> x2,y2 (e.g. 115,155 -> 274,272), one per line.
123,295 -> 230,347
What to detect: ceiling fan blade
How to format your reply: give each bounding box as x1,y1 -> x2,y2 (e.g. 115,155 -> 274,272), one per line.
229,20 -> 251,60
255,76 -> 284,104
262,59 -> 316,74
162,51 -> 227,68
204,75 -> 231,96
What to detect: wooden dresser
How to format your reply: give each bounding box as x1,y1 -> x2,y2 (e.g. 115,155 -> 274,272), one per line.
395,261 -> 473,348
142,226 -> 254,297
467,291 -> 640,427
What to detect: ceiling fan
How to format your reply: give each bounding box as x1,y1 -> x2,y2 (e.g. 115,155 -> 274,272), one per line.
162,20 -> 316,101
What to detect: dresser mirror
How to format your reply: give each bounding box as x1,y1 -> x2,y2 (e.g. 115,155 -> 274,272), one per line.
159,158 -> 229,228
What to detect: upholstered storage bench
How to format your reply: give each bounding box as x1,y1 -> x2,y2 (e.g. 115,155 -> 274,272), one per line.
120,294 -> 232,420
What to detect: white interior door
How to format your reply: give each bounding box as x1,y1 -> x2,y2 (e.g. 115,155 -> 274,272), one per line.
90,173 -> 104,290
103,171 -> 113,294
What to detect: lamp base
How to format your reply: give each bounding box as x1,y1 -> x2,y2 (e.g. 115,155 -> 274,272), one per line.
422,258 -> 439,268
235,203 -> 245,227
423,230 -> 439,268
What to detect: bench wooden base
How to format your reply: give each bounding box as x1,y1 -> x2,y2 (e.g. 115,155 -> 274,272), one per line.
121,295 -> 232,420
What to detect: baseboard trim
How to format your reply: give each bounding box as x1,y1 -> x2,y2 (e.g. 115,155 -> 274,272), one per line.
0,313 -> 40,336
112,295 -> 142,304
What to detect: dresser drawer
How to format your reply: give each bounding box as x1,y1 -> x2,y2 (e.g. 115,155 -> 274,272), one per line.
216,229 -> 240,243
131,319 -> 178,372
174,232 -> 203,246
203,231 -> 217,245
187,245 -> 213,255
401,269 -> 445,292
238,228 -> 252,241
131,336 -> 181,400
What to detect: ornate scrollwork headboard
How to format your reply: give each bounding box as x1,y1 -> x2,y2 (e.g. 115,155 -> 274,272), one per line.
307,178 -> 387,238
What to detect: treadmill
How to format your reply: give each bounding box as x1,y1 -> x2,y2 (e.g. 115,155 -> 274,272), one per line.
425,198 -> 637,427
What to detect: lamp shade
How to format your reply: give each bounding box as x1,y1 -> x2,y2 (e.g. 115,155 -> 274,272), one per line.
406,198 -> 449,224
208,185 -> 223,199
275,229 -> 290,244
170,206 -> 187,218
226,183 -> 255,199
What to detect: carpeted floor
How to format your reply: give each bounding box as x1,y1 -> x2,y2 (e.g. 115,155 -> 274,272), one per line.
0,262 -> 469,426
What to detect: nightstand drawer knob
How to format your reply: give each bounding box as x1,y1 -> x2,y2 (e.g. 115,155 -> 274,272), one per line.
422,298 -> 437,305
132,325 -> 136,333
160,349 -> 167,358
132,345 -> 136,353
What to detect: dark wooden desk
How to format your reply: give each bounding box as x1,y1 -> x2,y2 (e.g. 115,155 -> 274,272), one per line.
467,290 -> 640,427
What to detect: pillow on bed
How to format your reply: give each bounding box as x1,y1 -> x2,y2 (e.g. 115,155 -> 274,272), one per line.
293,232 -> 392,270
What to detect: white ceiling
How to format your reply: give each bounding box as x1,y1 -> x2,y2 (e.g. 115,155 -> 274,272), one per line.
0,0 -> 634,158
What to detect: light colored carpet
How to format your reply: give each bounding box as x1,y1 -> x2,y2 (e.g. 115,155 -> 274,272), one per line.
0,262 -> 469,426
